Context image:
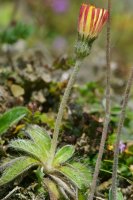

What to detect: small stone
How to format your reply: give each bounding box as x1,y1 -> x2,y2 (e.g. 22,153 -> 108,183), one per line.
41,73 -> 51,83
10,84 -> 25,97
26,64 -> 33,73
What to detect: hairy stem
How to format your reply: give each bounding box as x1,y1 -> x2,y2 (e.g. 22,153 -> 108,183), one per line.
88,1 -> 111,199
49,59 -> 81,165
111,67 -> 133,199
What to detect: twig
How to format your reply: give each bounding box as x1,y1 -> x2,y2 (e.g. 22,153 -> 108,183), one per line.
1,186 -> 20,200
111,67 -> 133,199
88,1 -> 111,199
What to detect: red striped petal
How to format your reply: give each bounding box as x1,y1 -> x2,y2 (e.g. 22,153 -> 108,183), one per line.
95,9 -> 105,35
78,4 -> 86,31
83,5 -> 90,31
98,11 -> 108,33
91,8 -> 100,35
89,8 -> 95,35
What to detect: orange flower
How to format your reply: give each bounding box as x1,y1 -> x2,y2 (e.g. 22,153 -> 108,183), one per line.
78,4 -> 108,39
75,4 -> 108,58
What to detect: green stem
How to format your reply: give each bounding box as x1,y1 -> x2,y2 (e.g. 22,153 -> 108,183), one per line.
49,59 -> 81,166
88,1 -> 111,199
111,67 -> 133,200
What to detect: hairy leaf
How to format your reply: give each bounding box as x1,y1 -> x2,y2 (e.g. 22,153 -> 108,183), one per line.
0,107 -> 29,136
25,125 -> 51,155
109,188 -> 124,200
0,156 -> 39,186
44,178 -> 60,200
9,139 -> 47,162
58,162 -> 92,189
53,145 -> 75,166
50,174 -> 75,198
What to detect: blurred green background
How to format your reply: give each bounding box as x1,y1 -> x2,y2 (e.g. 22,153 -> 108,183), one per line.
0,0 -> 133,69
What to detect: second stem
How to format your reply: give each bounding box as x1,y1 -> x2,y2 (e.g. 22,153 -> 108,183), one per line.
111,67 -> 133,200
88,0 -> 111,199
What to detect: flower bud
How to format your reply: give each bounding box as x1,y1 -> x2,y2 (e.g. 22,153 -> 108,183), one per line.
75,4 -> 108,58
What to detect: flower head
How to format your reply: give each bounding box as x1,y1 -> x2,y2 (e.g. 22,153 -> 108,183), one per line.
75,4 -> 108,58
78,4 -> 108,39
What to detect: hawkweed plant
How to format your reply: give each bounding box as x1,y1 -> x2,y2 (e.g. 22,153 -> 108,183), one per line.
50,3 -> 109,166
0,3 -> 108,200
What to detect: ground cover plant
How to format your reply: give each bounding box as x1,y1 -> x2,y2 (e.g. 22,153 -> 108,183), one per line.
0,0 -> 133,200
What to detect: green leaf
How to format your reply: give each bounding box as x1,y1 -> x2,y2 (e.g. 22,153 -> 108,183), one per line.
53,145 -> 75,166
117,191 -> 124,200
0,107 -> 29,136
0,156 -> 39,186
0,22 -> 33,44
109,188 -> 124,200
34,167 -> 44,186
58,162 -> 92,189
9,139 -> 47,162
26,125 -> 51,154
